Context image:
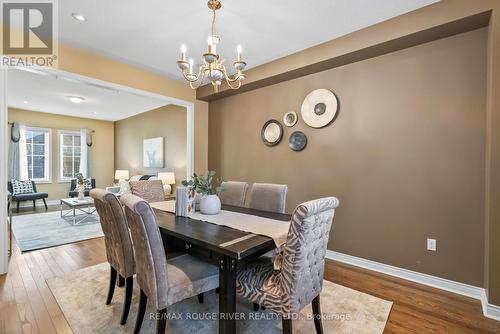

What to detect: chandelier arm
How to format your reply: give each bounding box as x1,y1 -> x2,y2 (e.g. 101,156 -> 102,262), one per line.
225,78 -> 242,90
182,64 -> 205,82
222,67 -> 242,84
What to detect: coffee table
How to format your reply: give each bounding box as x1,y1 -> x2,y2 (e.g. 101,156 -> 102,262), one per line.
60,197 -> 97,225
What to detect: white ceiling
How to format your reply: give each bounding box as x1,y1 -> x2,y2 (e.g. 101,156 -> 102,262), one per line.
59,0 -> 438,81
7,69 -> 169,121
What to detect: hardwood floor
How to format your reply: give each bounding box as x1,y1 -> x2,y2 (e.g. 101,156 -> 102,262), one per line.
1,206 -> 499,333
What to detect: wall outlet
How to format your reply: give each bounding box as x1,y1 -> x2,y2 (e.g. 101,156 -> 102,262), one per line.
427,238 -> 437,251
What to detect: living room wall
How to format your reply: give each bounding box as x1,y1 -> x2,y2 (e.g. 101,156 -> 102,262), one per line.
208,28 -> 487,287
114,104 -> 187,187
7,108 -> 115,201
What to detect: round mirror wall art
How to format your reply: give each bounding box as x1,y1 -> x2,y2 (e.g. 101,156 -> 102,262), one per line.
301,89 -> 339,128
283,111 -> 298,127
289,131 -> 307,152
261,120 -> 283,147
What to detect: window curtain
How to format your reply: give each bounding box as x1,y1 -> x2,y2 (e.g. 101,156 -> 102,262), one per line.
8,122 -> 20,180
79,128 -> 92,177
18,124 -> 28,180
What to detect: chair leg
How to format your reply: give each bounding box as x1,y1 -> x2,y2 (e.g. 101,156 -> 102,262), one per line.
43,198 -> 48,210
215,287 -> 219,294
134,290 -> 148,334
106,266 -> 117,305
120,277 -> 133,325
253,303 -> 260,311
312,295 -> 324,334
197,293 -> 204,304
117,274 -> 125,287
17,201 -> 20,213
282,318 -> 292,334
33,200 -> 36,209
156,308 -> 167,334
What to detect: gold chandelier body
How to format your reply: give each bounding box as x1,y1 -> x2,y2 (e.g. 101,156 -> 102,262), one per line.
176,0 -> 246,92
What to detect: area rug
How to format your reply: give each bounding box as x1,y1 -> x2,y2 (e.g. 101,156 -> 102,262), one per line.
12,211 -> 103,251
47,263 -> 392,334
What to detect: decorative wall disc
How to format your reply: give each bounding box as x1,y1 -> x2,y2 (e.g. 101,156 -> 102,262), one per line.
288,131 -> 307,151
261,120 -> 283,146
301,89 -> 338,128
283,111 -> 298,127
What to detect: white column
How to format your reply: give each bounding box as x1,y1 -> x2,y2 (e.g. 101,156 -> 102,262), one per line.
0,66 -> 8,274
186,103 -> 195,180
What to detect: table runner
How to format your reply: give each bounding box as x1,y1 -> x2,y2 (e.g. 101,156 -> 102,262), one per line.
188,210 -> 290,247
150,200 -> 176,213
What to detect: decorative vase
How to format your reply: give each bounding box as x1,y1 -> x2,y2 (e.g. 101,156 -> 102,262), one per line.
77,184 -> 85,200
199,194 -> 221,215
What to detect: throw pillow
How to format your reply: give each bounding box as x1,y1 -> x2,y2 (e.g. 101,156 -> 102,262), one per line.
11,180 -> 34,195
83,178 -> 93,190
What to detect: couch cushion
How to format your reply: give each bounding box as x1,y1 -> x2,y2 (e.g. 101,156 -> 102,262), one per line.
11,180 -> 34,195
12,192 -> 48,201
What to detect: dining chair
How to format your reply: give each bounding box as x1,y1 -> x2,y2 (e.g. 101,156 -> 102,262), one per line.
249,183 -> 288,213
219,181 -> 249,207
120,193 -> 219,334
236,197 -> 339,334
90,189 -> 135,325
129,179 -> 165,203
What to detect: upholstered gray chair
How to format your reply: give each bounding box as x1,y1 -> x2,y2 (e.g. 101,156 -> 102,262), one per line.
236,197 -> 339,334
90,189 -> 135,325
249,183 -> 288,213
120,193 -> 219,334
219,181 -> 249,207
129,180 -> 165,203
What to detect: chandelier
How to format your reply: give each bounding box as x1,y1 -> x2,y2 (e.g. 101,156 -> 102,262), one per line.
176,0 -> 246,92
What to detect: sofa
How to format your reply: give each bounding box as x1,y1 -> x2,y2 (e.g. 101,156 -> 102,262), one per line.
7,180 -> 48,213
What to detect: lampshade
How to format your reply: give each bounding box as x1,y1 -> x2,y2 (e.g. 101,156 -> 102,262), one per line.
114,170 -> 130,180
158,172 -> 175,185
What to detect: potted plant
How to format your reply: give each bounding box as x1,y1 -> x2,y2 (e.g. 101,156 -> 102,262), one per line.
75,173 -> 85,200
182,171 -> 223,215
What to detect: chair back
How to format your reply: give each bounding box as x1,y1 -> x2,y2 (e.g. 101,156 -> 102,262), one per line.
279,197 -> 339,313
249,183 -> 288,213
129,180 -> 165,203
219,181 -> 249,207
121,193 -> 168,310
90,189 -> 135,278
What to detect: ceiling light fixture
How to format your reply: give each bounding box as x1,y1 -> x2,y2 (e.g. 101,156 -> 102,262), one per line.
71,13 -> 87,22
177,0 -> 246,92
67,96 -> 85,104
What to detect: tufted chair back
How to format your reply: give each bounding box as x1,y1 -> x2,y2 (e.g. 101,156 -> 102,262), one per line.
120,193 -> 169,310
219,181 -> 249,207
90,189 -> 135,278
279,197 -> 339,314
249,183 -> 288,213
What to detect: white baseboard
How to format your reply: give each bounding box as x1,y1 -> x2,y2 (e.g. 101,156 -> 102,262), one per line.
325,250 -> 500,321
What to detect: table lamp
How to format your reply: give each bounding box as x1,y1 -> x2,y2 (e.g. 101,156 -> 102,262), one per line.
114,170 -> 129,185
158,172 -> 175,194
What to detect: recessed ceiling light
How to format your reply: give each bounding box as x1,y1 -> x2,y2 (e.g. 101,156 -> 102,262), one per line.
23,100 -> 28,104
71,13 -> 87,22
67,96 -> 85,104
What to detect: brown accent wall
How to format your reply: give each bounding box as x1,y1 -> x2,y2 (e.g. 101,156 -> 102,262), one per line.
8,108 -> 115,201
114,105 -> 187,185
208,29 -> 487,286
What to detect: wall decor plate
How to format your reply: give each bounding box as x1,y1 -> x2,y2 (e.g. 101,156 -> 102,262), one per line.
283,111 -> 298,127
261,120 -> 283,146
301,89 -> 339,128
289,131 -> 307,151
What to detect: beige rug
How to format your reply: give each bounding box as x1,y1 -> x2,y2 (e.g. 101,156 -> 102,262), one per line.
47,263 -> 392,334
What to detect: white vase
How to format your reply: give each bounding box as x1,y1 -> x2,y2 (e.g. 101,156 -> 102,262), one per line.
199,194 -> 221,215
77,184 -> 85,200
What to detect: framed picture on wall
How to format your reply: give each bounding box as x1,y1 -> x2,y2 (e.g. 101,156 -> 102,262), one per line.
143,137 -> 164,168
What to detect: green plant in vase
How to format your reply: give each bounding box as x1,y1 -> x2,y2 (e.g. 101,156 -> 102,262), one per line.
75,173 -> 85,200
182,171 -> 223,214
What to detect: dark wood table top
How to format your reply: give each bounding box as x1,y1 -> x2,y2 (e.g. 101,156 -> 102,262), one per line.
154,205 -> 291,260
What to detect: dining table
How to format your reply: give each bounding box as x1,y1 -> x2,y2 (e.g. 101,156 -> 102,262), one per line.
153,204 -> 291,334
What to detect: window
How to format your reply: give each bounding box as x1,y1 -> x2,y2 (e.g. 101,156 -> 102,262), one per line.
59,130 -> 81,181
25,127 -> 51,182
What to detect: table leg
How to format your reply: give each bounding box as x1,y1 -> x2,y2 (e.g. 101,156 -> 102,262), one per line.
219,256 -> 237,334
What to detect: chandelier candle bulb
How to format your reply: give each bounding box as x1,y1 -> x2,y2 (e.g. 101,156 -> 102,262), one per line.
188,59 -> 194,74
237,45 -> 243,61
